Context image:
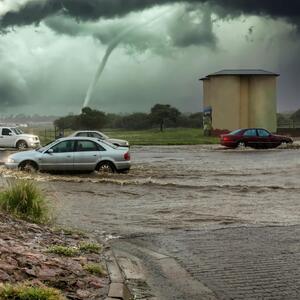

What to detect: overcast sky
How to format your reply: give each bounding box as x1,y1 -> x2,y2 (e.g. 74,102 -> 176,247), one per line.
0,0 -> 299,115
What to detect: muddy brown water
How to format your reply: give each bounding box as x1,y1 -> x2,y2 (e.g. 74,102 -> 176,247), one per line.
0,145 -> 299,238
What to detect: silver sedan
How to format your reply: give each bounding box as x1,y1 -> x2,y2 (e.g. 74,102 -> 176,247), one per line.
5,137 -> 131,173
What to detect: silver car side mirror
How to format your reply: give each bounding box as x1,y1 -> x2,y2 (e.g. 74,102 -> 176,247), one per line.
47,149 -> 54,154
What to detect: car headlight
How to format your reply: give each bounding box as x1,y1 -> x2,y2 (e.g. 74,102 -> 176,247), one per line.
29,138 -> 34,142
7,158 -> 15,163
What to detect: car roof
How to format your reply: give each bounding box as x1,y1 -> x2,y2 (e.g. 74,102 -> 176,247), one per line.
73,130 -> 102,133
57,137 -> 101,141
234,128 -> 269,131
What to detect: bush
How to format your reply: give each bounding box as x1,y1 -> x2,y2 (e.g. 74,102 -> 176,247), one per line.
84,263 -> 106,276
79,242 -> 102,254
47,245 -> 79,257
0,282 -> 66,300
0,180 -> 48,224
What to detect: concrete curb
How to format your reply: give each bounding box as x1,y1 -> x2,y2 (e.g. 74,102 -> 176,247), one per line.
105,249 -> 133,300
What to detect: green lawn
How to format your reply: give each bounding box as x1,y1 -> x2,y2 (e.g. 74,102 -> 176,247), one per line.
27,128 -> 219,146
103,128 -> 219,145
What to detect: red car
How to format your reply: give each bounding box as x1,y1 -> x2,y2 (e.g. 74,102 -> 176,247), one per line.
220,128 -> 293,149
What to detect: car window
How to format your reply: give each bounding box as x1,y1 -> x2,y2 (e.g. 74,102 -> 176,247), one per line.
76,132 -> 88,137
76,140 -> 104,152
257,129 -> 270,137
51,141 -> 75,153
90,132 -> 103,139
11,128 -> 23,135
2,128 -> 12,136
243,129 -> 257,137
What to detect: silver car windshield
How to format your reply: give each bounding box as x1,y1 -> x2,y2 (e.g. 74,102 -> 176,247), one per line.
11,128 -> 24,135
36,140 -> 58,152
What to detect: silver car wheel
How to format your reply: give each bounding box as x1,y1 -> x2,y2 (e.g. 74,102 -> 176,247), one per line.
19,161 -> 38,173
96,162 -> 115,174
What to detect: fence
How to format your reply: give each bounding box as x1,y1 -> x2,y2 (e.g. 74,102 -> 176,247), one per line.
277,121 -> 300,137
277,120 -> 300,129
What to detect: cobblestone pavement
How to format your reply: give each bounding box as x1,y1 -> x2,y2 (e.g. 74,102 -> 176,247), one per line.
118,225 -> 300,299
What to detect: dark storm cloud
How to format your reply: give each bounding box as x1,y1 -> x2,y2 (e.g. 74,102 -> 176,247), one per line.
167,6 -> 216,48
0,46 -> 28,107
45,4 -> 217,51
1,0 -> 300,29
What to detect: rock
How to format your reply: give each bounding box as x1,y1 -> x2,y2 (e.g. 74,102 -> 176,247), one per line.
89,277 -> 105,289
6,257 -> 18,267
23,267 -> 36,277
0,270 -> 10,281
76,280 -> 86,289
76,289 -> 92,298
0,262 -> 17,272
37,267 -> 62,280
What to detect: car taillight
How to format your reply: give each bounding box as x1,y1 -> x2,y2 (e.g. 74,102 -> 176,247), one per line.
124,152 -> 130,161
223,136 -> 230,141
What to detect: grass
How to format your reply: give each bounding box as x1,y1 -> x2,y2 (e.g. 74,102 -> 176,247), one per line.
104,128 -> 219,146
26,127 -> 219,146
0,282 -> 66,300
83,263 -> 106,276
0,180 -> 49,224
51,226 -> 87,238
79,242 -> 102,254
47,245 -> 79,257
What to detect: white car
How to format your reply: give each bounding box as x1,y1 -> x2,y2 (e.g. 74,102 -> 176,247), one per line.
0,127 -> 40,150
69,131 -> 129,147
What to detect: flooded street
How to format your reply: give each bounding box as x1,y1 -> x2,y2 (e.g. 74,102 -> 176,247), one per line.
1,145 -> 300,299
0,145 -> 299,235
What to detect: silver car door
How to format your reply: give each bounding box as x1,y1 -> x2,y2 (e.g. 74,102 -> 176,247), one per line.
40,140 -> 75,171
73,140 -> 102,171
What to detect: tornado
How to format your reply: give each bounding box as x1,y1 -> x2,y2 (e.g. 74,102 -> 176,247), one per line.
82,9 -> 171,109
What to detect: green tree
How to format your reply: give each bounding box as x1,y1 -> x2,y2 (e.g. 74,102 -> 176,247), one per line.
54,115 -> 77,130
149,104 -> 181,132
119,113 -> 151,130
188,112 -> 204,128
291,109 -> 300,122
79,107 -> 107,130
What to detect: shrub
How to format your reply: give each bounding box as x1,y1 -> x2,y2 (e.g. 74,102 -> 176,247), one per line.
0,282 -> 66,300
79,242 -> 102,253
0,180 -> 48,223
84,263 -> 106,276
47,245 -> 79,257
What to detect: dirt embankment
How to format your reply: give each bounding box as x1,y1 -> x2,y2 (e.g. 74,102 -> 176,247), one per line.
0,212 -> 109,299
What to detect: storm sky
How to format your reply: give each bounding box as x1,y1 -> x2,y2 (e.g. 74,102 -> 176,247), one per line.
0,0 -> 300,115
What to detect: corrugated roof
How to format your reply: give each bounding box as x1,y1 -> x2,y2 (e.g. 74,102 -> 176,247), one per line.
200,69 -> 279,80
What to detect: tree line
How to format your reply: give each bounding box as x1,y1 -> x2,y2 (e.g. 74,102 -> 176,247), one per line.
277,109 -> 300,126
54,105 -> 204,132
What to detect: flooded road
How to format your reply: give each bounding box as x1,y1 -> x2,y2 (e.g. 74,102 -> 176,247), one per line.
0,145 -> 299,236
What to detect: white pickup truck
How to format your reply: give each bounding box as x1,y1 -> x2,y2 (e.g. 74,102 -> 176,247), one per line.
0,127 -> 40,150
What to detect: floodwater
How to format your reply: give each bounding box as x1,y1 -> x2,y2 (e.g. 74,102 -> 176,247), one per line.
0,145 -> 299,237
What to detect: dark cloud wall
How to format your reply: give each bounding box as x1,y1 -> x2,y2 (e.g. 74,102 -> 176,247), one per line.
1,0 -> 300,29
